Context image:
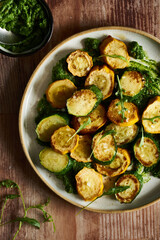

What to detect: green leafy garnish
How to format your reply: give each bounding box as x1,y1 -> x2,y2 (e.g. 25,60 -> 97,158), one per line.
139,126 -> 144,147
142,115 -> 160,123
116,75 -> 127,122
67,117 -> 91,142
0,180 -> 55,239
77,186 -> 130,214
99,54 -> 129,63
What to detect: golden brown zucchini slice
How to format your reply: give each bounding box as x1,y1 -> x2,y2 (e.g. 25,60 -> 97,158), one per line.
107,99 -> 139,126
105,123 -> 138,146
46,79 -> 77,108
142,96 -> 160,134
36,114 -> 68,142
51,125 -> 79,154
67,85 -> 103,117
100,36 -> 130,69
119,71 -> 144,97
39,147 -> 73,174
115,173 -> 142,203
134,136 -> 159,167
95,148 -> 131,177
85,65 -> 114,99
70,135 -> 92,162
75,167 -> 104,201
66,50 -> 93,77
92,130 -> 117,165
72,104 -> 107,134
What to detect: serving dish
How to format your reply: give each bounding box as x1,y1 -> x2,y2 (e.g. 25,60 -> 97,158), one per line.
19,26 -> 160,213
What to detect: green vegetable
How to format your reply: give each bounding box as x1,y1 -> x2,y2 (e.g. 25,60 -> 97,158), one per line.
99,54 -> 129,63
0,180 -> 55,240
128,41 -> 147,59
0,0 -> 48,53
84,38 -> 101,65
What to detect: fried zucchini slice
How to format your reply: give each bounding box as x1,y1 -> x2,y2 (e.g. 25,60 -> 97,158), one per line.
66,50 -> 93,77
70,135 -> 92,162
72,104 -> 107,134
75,167 -> 104,201
115,173 -> 142,203
100,36 -> 130,69
92,130 -> 117,165
46,79 -> 77,108
119,71 -> 144,97
142,96 -> 160,134
36,114 -> 68,142
134,136 -> 159,167
105,123 -> 138,146
67,85 -> 103,117
51,125 -> 79,154
85,65 -> 114,99
39,147 -> 73,174
107,99 -> 139,126
95,148 -> 131,177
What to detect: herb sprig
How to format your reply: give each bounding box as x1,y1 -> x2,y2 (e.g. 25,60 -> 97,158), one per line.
0,180 -> 55,240
116,75 -> 127,122
142,115 -> 160,123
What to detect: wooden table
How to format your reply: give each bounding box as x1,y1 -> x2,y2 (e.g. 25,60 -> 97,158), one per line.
1,0 -> 160,239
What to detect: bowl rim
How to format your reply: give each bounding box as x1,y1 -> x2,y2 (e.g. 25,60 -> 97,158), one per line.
19,26 -> 160,213
0,0 -> 53,57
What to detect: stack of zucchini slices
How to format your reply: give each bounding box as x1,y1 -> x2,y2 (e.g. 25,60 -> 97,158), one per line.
35,35 -> 160,204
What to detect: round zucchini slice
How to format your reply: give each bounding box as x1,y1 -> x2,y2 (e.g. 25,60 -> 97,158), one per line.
75,167 -> 104,201
100,36 -> 130,69
119,71 -> 145,97
36,114 -> 68,142
51,125 -> 79,154
66,85 -> 103,117
134,136 -> 159,167
39,147 -> 73,174
66,50 -> 93,77
142,96 -> 160,134
115,173 -> 142,203
107,99 -> 139,126
46,79 -> 77,108
72,104 -> 107,134
70,135 -> 92,162
95,148 -> 131,177
85,65 -> 114,100
105,123 -> 139,146
92,130 -> 117,165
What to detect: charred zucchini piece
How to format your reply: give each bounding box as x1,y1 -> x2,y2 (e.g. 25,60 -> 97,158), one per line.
105,123 -> 139,146
51,125 -> 79,154
70,135 -> 92,162
100,36 -> 130,69
95,148 -> 131,177
36,114 -> 68,142
134,135 -> 159,167
107,99 -> 139,126
85,65 -> 114,100
67,85 -> 103,117
72,104 -> 107,134
119,71 -> 145,97
142,96 -> 160,134
75,167 -> 104,201
39,147 -> 73,174
66,50 -> 93,77
92,130 -> 117,165
115,173 -> 142,203
46,79 -> 77,108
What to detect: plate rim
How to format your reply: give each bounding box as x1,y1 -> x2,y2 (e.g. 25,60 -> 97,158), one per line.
19,26 -> 160,213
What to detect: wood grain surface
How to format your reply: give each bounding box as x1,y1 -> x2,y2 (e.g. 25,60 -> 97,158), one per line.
1,0 -> 160,239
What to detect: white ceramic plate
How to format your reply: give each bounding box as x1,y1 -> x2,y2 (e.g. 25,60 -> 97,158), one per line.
19,27 -> 160,213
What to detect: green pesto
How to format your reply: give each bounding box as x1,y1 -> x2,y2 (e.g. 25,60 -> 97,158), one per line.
128,41 -> 147,59
0,0 -> 48,53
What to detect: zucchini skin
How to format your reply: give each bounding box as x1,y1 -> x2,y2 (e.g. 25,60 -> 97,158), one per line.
55,156 -> 74,175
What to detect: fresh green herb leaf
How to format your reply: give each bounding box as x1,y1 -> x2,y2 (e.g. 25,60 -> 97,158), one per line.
116,75 -> 127,122
142,115 -> 160,123
139,126 -> 144,147
103,186 -> 130,195
67,117 -> 91,142
5,194 -> 20,200
99,54 -> 129,63
0,180 -> 18,189
11,217 -> 40,229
